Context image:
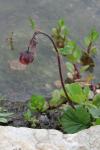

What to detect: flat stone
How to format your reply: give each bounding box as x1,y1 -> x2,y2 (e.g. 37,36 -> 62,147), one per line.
0,126 -> 100,150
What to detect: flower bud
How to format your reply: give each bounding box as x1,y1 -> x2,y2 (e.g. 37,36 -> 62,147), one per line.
19,51 -> 34,65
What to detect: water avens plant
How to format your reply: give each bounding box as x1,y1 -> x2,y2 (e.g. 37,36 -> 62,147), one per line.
18,19 -> 100,133
19,30 -> 75,109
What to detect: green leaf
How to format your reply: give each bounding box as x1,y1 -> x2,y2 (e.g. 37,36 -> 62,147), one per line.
30,116 -> 39,128
52,28 -> 58,37
60,25 -> 68,38
0,118 -> 8,123
95,118 -> 100,125
0,112 -> 13,117
80,65 -> 90,73
72,48 -> 82,62
90,47 -> 97,56
58,19 -> 65,27
83,86 -> 90,99
65,62 -> 74,73
90,29 -> 99,42
60,41 -> 76,55
84,36 -> 91,46
29,17 -> 35,30
49,90 -> 64,107
93,94 -> 100,107
24,109 -> 32,121
60,41 -> 82,63
60,105 -> 91,133
28,95 -> 48,112
88,107 -> 100,118
65,83 -> 86,104
84,29 -> 99,46
66,48 -> 82,63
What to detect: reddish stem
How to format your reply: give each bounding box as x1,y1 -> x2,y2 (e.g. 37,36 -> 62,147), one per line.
87,41 -> 92,54
74,64 -> 81,79
30,31 -> 75,109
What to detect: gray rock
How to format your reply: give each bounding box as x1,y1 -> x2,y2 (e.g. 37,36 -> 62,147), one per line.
0,125 -> 100,150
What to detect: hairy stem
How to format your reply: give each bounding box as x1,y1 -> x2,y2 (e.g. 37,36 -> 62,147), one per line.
87,41 -> 92,54
30,31 -> 75,109
74,64 -> 81,79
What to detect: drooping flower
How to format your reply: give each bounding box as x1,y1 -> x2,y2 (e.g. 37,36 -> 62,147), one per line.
19,51 -> 34,65
19,36 -> 37,65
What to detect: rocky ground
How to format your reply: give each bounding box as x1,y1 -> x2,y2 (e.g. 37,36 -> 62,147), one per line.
0,125 -> 100,150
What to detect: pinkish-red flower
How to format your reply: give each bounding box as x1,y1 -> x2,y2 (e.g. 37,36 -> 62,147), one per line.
19,51 -> 34,65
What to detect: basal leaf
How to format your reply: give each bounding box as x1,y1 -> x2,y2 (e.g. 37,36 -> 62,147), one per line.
0,118 -> 8,123
93,94 -> 100,107
29,95 -> 48,112
60,105 -> 91,133
24,109 -> 32,121
88,107 -> 100,118
95,118 -> 100,125
65,83 -> 86,104
83,86 -> 90,99
49,90 -> 64,107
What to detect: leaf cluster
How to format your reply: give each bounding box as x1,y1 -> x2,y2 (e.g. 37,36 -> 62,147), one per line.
59,83 -> 100,133
0,106 -> 13,123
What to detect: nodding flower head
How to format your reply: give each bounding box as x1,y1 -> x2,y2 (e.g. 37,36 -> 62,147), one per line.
19,36 -> 37,65
19,51 -> 34,65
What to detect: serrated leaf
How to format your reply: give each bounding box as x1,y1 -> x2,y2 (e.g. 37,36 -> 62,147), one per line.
65,83 -> 86,104
60,105 -> 91,133
60,41 -> 76,55
61,42 -> 82,63
49,90 -> 64,107
61,50 -> 82,63
29,95 -> 48,112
